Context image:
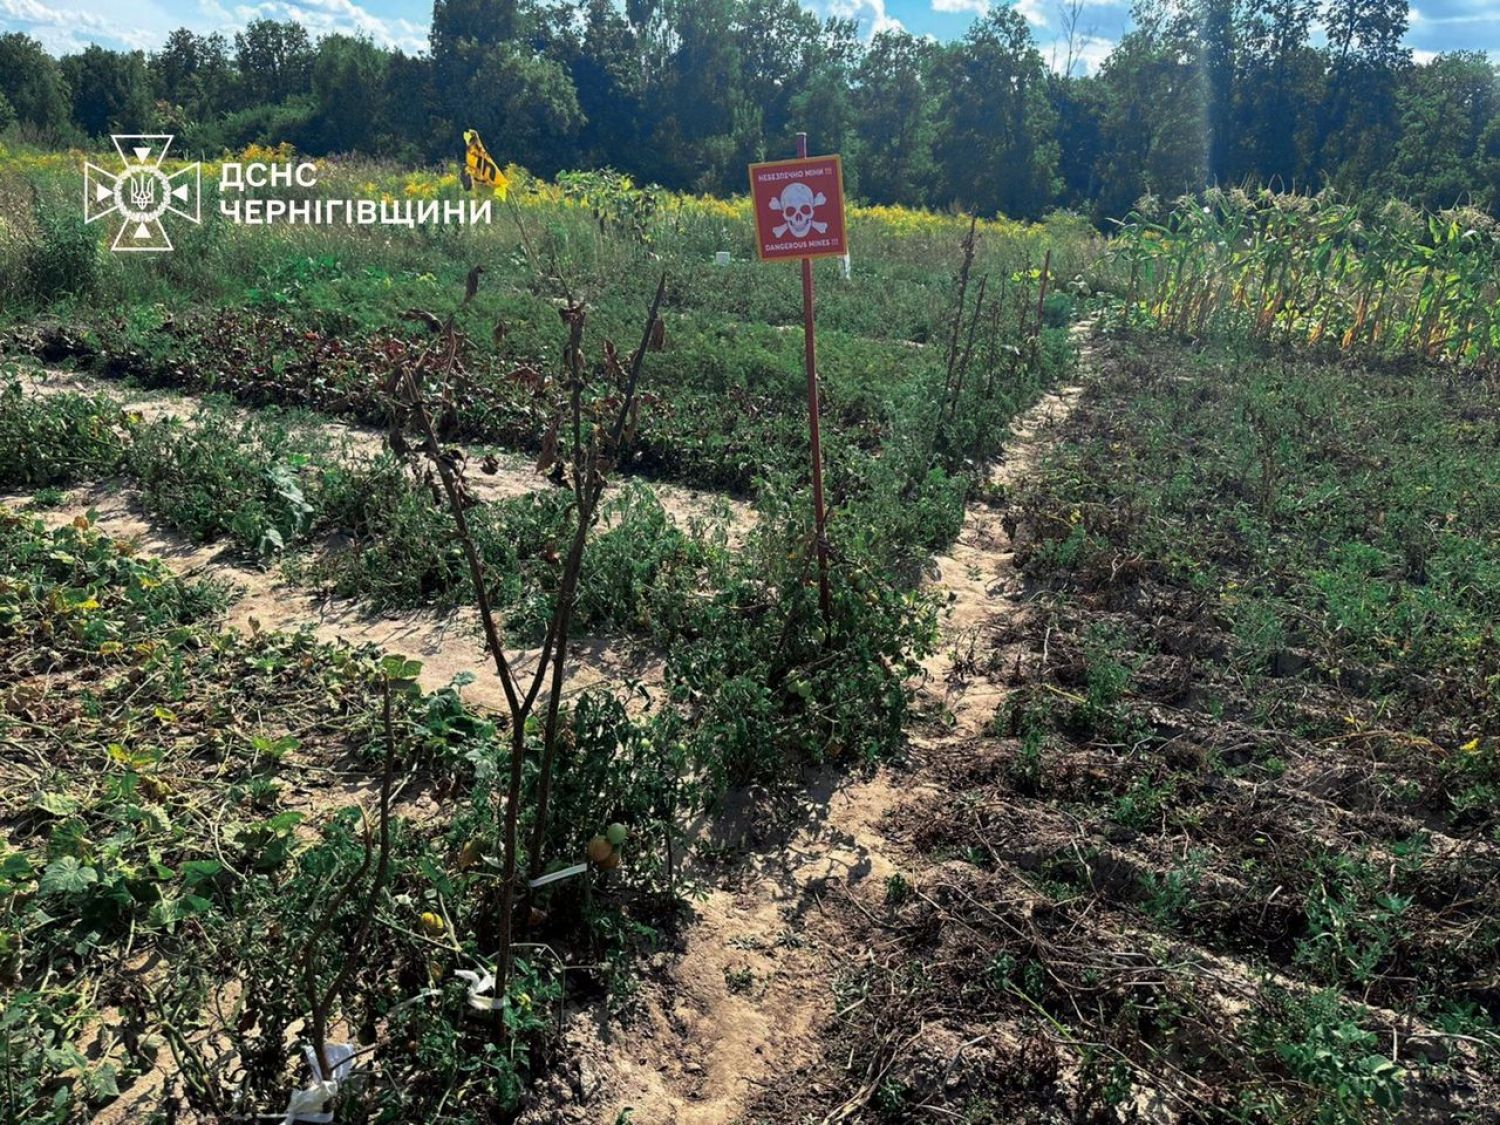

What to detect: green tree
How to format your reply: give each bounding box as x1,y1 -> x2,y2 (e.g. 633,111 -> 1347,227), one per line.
645,0 -> 743,190
784,18 -> 861,176
0,33 -> 72,134
61,46 -> 154,137
1317,0 -> 1411,192
548,0 -> 648,171
931,6 -> 1059,219
1390,53 -> 1499,210
430,0 -> 530,125
466,45 -> 584,172
1090,1 -> 1208,218
1049,72 -> 1106,209
1233,0 -> 1321,188
428,0 -> 582,169
366,51 -> 435,162
1479,114 -> 1500,211
852,30 -> 936,206
234,19 -> 315,107
152,29 -> 234,121
1200,0 -> 1236,184
310,34 -> 391,153
725,0 -> 859,170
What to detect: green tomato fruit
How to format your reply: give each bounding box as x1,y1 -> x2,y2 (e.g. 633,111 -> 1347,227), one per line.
606,822 -> 628,847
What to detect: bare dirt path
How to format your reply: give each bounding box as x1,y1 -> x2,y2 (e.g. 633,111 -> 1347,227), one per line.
0,479 -> 663,712
570,335 -> 1091,1125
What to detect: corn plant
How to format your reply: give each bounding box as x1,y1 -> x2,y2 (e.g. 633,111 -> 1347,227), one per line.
1111,189 -> 1500,371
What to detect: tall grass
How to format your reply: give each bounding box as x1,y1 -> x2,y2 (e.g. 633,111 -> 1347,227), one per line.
0,141 -> 1102,333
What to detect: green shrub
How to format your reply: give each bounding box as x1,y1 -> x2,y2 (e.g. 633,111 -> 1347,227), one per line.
1042,290 -> 1074,327
127,407 -> 317,555
1247,987 -> 1405,1123
0,381 -> 126,486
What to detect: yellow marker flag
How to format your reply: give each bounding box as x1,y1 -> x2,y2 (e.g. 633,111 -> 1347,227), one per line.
463,129 -> 508,198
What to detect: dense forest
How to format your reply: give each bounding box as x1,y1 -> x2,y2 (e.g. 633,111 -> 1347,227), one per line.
1,0 -> 1498,222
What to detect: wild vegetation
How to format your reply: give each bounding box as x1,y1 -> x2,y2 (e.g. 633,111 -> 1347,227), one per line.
2,25 -> 1499,1113
3,0 -> 1500,222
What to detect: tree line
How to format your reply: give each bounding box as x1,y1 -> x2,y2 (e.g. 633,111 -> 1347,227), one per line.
2,0 -> 1498,223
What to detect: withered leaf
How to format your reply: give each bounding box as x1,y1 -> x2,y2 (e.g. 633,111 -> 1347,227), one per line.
535,415 -> 560,475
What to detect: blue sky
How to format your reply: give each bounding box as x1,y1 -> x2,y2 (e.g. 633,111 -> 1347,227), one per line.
2,0 -> 1497,73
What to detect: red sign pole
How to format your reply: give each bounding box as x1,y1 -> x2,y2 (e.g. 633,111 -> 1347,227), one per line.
797,131 -> 832,626
747,139 -> 844,626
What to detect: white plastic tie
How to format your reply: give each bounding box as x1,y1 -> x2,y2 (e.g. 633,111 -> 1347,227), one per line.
282,1043 -> 356,1123
527,861 -> 587,889
454,967 -> 505,1011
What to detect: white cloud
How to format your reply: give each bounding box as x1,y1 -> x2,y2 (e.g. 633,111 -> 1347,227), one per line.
1047,32 -> 1113,75
1410,5 -> 1499,25
0,0 -> 427,54
931,0 -> 1049,27
0,0 -> 108,30
0,0 -> 127,52
4,0 -> 61,19
227,0 -> 427,52
828,0 -> 903,38
1015,0 -> 1048,27
1068,31 -> 1116,73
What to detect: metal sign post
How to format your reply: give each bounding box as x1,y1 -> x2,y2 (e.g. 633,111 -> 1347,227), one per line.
748,134 -> 848,625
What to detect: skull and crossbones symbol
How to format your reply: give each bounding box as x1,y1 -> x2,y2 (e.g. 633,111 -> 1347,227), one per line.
770,181 -> 828,239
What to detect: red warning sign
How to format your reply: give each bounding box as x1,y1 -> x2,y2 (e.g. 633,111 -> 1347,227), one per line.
748,154 -> 847,262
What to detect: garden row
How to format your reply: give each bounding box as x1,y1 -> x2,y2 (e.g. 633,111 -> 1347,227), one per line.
8,269 -> 1074,496
0,374 -> 719,631
0,509 -> 672,1122
784,334 -> 1500,1122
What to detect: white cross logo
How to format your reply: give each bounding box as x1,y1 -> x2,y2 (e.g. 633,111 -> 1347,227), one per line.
84,135 -> 201,253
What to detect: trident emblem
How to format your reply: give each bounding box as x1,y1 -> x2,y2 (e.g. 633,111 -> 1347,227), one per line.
84,135 -> 200,253
129,174 -> 156,213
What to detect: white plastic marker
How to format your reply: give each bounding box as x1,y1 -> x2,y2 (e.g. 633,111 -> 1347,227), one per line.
282,1043 -> 355,1124
454,967 -> 504,1011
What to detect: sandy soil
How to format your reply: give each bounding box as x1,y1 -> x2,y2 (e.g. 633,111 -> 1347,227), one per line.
562,336 -> 1092,1125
